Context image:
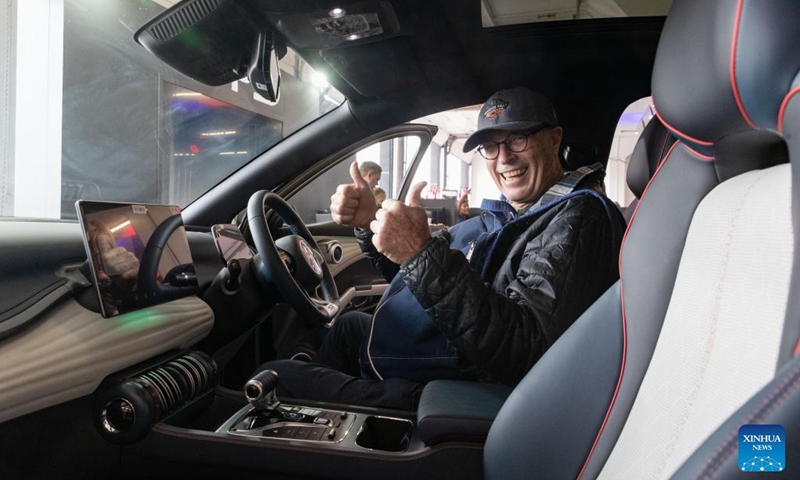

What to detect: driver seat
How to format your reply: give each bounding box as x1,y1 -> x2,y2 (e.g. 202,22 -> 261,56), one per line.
483,0 -> 800,478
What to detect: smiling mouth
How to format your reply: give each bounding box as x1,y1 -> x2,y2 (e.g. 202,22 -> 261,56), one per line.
500,167 -> 528,180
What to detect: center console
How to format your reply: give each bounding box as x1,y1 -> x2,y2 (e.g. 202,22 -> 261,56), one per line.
216,369 -> 415,453
94,351 -> 493,480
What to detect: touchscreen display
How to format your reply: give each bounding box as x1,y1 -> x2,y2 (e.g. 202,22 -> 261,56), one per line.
76,201 -> 198,318
211,224 -> 253,264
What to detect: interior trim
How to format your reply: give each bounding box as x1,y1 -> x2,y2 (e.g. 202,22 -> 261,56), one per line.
0,296 -> 214,423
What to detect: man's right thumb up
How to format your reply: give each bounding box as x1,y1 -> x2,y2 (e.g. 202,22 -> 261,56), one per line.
350,161 -> 369,190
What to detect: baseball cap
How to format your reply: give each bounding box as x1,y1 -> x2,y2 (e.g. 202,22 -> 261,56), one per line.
463,88 -> 559,153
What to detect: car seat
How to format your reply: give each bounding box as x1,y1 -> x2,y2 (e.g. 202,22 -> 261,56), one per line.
483,0 -> 800,479
622,115 -> 675,223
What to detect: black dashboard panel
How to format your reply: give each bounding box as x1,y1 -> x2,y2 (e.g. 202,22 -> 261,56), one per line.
0,220 -> 225,340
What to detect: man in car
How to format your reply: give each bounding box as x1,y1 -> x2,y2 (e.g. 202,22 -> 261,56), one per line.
358,160 -> 382,190
262,88 -> 623,409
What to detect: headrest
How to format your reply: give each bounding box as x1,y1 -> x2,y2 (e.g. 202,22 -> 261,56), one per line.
626,116 -> 675,199
652,0 -> 800,143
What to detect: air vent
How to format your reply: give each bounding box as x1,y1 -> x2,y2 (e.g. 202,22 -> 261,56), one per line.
148,0 -> 224,42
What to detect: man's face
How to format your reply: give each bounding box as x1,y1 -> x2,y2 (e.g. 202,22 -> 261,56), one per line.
364,171 -> 380,189
483,127 -> 563,208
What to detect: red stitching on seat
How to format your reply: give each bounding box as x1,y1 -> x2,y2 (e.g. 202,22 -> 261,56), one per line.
653,108 -> 714,147
693,361 -> 800,479
793,335 -> 800,357
730,0 -> 757,129
778,87 -> 800,133
576,141 -> 680,480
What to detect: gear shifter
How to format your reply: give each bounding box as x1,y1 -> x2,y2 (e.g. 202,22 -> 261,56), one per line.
244,369 -> 280,412
231,369 -> 354,442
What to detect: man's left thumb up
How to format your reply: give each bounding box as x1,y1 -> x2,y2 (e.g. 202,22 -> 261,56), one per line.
407,181 -> 427,208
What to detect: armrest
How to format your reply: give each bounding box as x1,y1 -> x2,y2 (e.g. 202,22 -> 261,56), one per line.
417,380 -> 513,445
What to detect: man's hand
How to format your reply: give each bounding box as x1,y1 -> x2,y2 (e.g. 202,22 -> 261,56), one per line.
330,161 -> 379,229
370,181 -> 430,265
100,245 -> 140,280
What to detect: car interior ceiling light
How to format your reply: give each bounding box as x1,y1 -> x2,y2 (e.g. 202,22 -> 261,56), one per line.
312,12 -> 383,40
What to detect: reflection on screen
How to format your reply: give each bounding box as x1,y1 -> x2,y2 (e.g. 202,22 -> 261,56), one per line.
77,201 -> 198,318
212,224 -> 252,263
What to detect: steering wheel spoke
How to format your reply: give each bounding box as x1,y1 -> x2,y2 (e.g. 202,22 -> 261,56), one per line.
246,190 -> 340,326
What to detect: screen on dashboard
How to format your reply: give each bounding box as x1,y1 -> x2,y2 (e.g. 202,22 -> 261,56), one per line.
76,201 -> 199,318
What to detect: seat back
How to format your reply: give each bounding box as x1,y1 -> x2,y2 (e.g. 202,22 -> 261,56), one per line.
484,1 -> 800,479
622,116 -> 675,222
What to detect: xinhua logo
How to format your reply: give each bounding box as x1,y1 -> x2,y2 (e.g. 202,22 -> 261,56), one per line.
738,424 -> 785,472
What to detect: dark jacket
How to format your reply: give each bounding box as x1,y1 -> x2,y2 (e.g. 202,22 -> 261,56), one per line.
358,192 -> 622,385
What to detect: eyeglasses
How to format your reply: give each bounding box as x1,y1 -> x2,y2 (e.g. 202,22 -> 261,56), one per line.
477,132 -> 534,160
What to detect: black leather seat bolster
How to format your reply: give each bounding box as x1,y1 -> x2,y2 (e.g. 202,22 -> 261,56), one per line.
671,353 -> 800,479
417,380 -> 513,445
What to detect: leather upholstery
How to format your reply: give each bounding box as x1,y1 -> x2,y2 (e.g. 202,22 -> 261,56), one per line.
626,116 -> 674,199
484,0 -> 800,479
484,283 -> 624,480
652,0 -> 800,144
671,353 -> 800,480
417,380 -> 512,445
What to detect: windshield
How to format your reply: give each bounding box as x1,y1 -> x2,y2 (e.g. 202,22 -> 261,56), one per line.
0,0 -> 344,220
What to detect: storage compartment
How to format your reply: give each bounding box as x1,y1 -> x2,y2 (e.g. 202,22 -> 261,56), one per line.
355,416 -> 413,452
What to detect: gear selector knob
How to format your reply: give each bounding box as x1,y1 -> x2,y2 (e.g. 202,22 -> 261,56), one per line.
245,369 -> 280,412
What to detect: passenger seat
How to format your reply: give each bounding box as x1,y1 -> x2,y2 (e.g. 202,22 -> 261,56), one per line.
622,115 -> 675,223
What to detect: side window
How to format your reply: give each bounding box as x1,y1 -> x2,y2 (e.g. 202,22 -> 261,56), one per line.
406,139 -> 472,227
289,135 -> 424,224
605,96 -> 655,207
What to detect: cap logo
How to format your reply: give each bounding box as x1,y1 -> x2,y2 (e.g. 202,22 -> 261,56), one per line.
484,99 -> 508,119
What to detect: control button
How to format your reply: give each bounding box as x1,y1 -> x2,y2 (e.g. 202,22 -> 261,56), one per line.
335,421 -> 342,428
264,427 -> 282,437
327,428 -> 336,439
313,417 -> 331,425
339,412 -> 348,419
306,427 -> 325,441
282,426 -> 298,438
294,426 -> 312,440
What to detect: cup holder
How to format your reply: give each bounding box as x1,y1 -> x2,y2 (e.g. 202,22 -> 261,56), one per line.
355,416 -> 413,452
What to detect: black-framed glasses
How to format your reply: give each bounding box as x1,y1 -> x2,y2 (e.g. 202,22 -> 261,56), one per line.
477,132 -> 533,160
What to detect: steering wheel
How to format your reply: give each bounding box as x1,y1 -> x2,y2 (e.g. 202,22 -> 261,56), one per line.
246,190 -> 340,326
137,213 -> 198,305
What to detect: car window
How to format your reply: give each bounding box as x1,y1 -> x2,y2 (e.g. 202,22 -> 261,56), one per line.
0,0 -> 344,221
288,135 -> 425,225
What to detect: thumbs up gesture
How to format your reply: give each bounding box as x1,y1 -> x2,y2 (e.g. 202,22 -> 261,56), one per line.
370,181 -> 431,265
330,161 -> 380,229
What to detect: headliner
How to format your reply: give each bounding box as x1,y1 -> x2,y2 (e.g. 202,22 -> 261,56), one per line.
271,0 -> 665,165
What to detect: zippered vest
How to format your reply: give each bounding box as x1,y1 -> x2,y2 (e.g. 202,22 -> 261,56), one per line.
361,164 -> 624,383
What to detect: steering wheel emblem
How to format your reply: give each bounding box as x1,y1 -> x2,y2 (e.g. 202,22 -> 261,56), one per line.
299,239 -> 323,276
247,190 -> 339,326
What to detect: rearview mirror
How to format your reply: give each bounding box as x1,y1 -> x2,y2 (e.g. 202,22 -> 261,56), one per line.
248,32 -> 281,103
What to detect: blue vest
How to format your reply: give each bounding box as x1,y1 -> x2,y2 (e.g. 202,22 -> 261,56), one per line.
361,188 -> 624,384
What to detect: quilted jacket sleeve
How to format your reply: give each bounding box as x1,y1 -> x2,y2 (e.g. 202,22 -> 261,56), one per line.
400,196 -> 618,385
355,227 -> 400,281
